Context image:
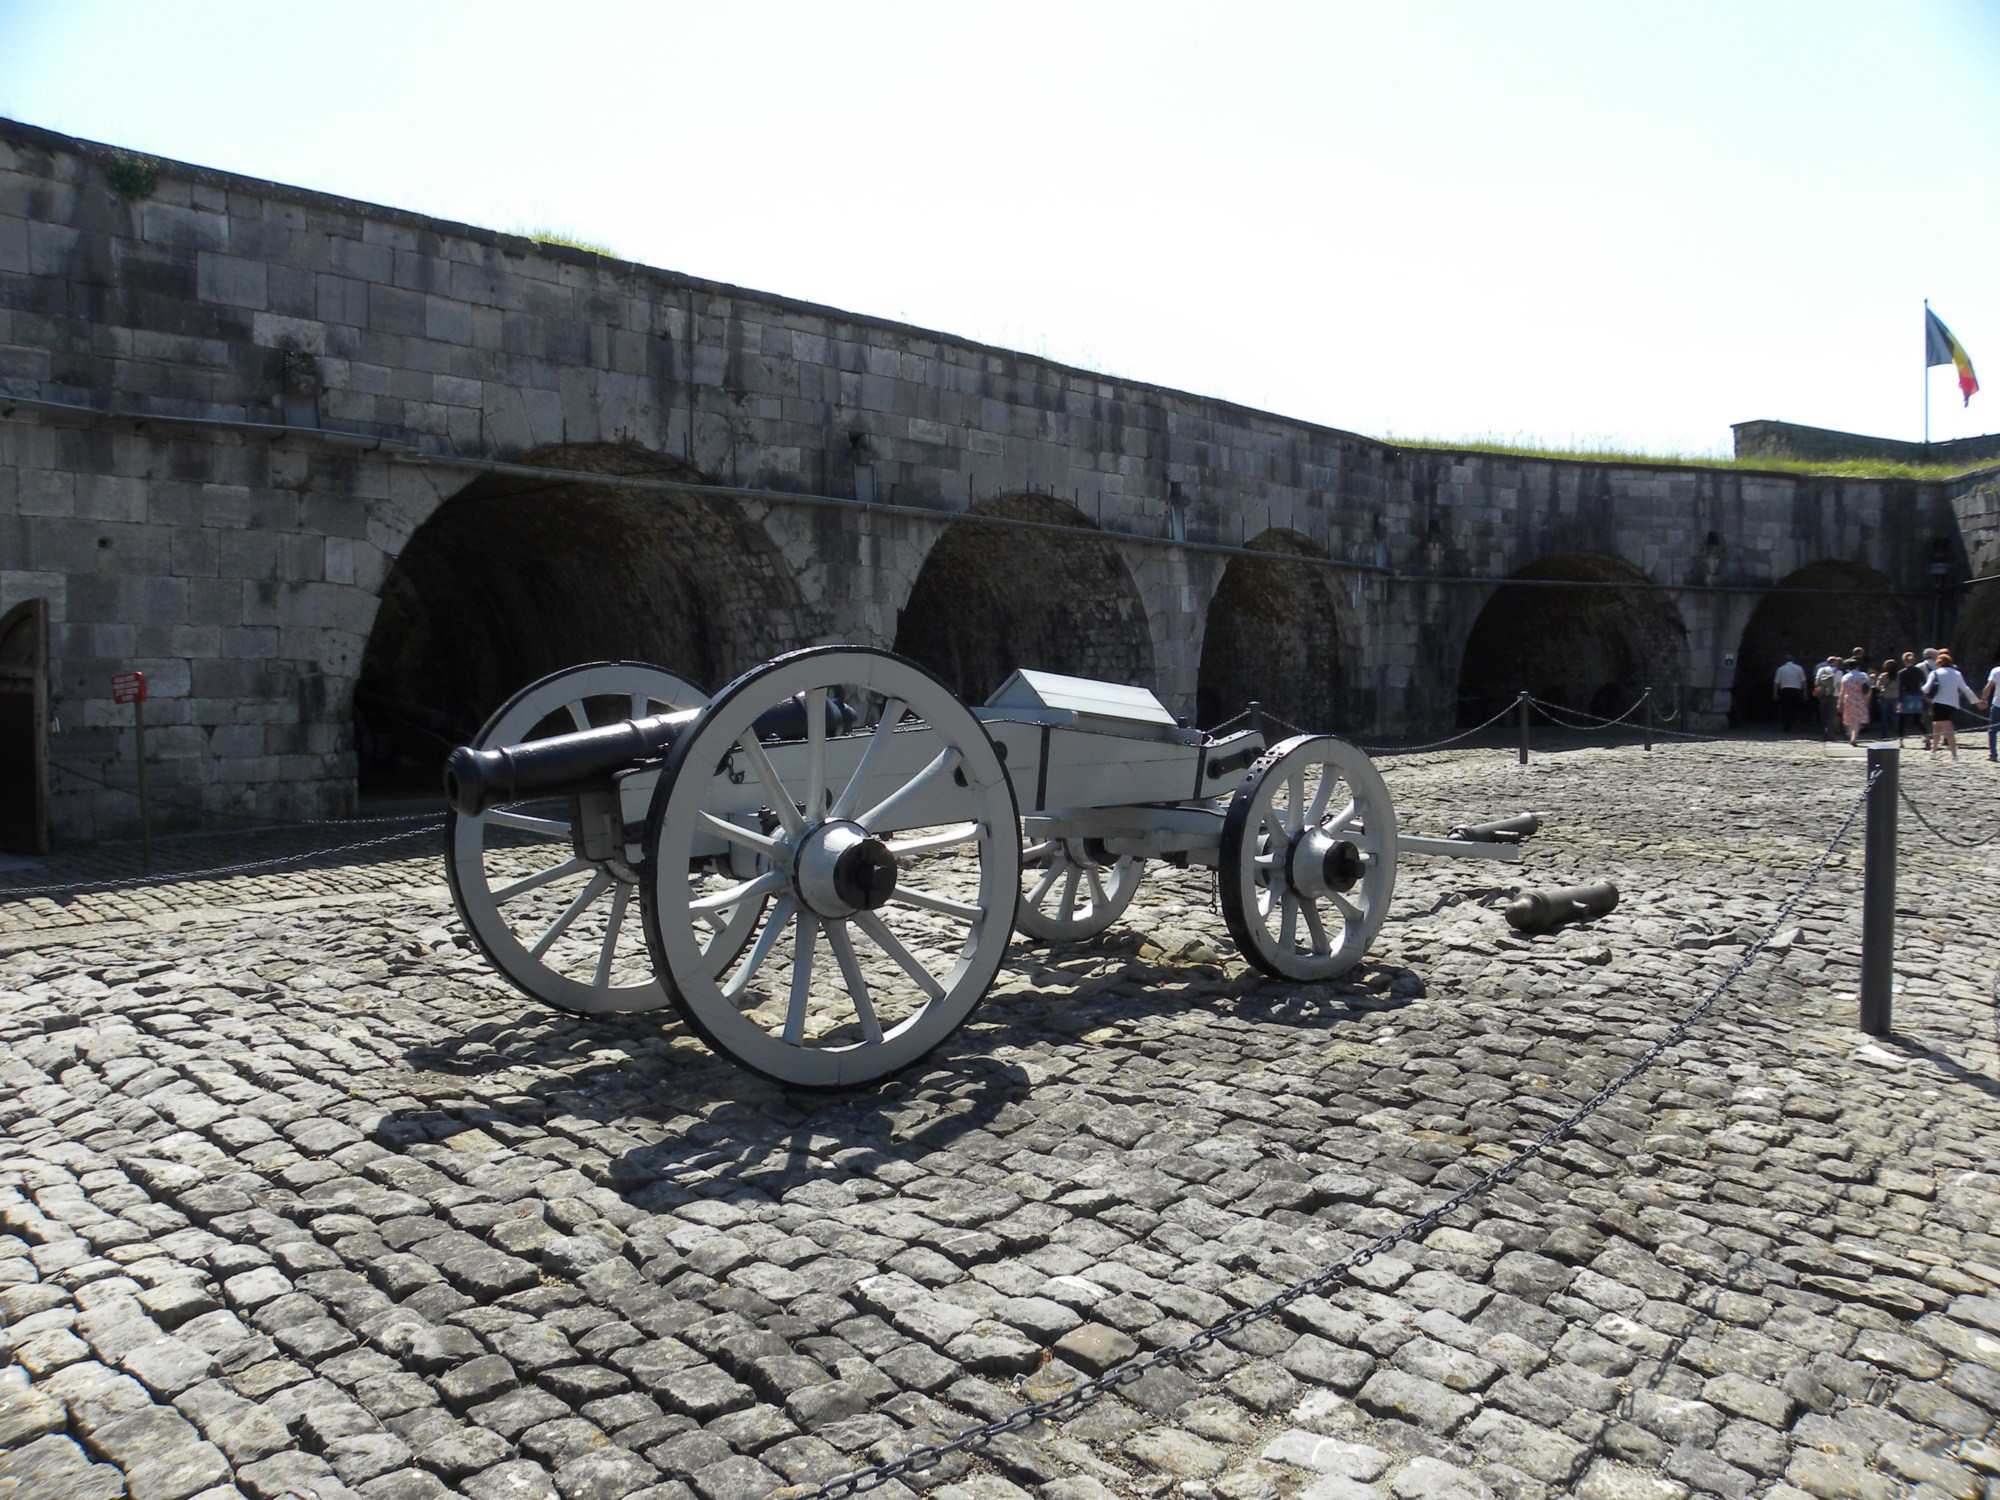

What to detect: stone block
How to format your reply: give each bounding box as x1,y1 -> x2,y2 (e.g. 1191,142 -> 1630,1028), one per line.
424,295 -> 472,346
196,251 -> 267,310
368,284 -> 425,337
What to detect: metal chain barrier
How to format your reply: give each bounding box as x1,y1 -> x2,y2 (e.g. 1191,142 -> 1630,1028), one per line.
802,772 -> 1880,1500
1527,693 -> 1650,731
1896,785 -> 2000,849
1358,697 -> 1523,757
0,818 -> 447,902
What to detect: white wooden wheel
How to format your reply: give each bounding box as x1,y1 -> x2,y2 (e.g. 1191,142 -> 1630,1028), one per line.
641,647 -> 1021,1089
1217,734 -> 1397,980
446,660 -> 759,1015
1015,837 -> 1145,941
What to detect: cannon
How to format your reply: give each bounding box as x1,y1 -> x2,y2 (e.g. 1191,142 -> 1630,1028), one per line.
442,647 -> 1536,1088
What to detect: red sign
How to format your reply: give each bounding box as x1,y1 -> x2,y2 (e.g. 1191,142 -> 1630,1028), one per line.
111,671 -> 147,705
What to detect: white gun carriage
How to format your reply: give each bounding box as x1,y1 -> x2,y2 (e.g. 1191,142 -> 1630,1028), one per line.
442,647 -> 1531,1089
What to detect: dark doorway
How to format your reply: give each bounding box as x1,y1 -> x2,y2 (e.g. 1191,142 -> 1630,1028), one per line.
1456,553 -> 1688,727
893,496 -> 1153,707
1196,530 -> 1356,734
355,446 -> 808,793
1728,560 -> 1920,726
0,598 -> 50,854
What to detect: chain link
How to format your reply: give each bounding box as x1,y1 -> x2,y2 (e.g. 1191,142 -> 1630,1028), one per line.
0,818 -> 447,902
1897,784 -> 2000,848
803,771 -> 1880,1500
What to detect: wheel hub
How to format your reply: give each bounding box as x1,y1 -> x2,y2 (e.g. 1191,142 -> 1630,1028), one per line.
792,820 -> 898,918
1286,827 -> 1364,900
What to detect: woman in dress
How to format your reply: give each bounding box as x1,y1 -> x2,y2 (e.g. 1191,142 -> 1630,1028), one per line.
1837,658 -> 1873,746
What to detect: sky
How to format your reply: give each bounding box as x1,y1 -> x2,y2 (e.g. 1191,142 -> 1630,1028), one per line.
2,1 -> 1997,456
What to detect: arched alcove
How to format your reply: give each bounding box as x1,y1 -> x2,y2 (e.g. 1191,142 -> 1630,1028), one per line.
1456,552 -> 1688,726
1727,559 -> 1921,725
355,444 -> 808,787
1195,529 -> 1356,733
891,495 -> 1153,706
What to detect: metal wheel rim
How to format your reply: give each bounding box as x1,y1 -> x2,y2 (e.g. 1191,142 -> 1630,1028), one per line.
446,660 -> 742,1015
642,647 -> 1020,1089
1015,841 -> 1145,941
1218,734 -> 1397,980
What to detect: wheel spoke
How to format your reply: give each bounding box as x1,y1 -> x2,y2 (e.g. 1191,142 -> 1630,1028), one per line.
493,856 -> 591,903
887,822 -> 982,858
1330,892 -> 1363,927
1026,858 -> 1064,908
630,691 -> 648,719
565,699 -> 590,731
699,810 -> 785,856
1284,769 -> 1306,835
784,911 -> 818,1045
737,733 -> 806,837
1306,773 -> 1339,825
852,911 -> 947,1002
1299,898 -> 1331,956
860,746 -> 960,833
592,884 -> 631,988
529,871 -> 611,959
889,885 -> 983,921
830,698 -> 906,821
722,898 -> 795,1001
1325,799 -> 1359,837
1057,866 -> 1081,922
825,924 -> 883,1044
485,808 -> 571,839
1085,864 -> 1111,911
1277,888 -> 1299,953
688,867 -> 786,915
805,687 -> 828,816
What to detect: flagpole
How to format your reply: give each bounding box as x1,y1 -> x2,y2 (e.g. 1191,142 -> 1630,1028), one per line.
1924,298 -> 1931,448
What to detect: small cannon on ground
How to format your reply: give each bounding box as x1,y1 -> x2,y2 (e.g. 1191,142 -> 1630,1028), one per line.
441,648 -> 1536,1088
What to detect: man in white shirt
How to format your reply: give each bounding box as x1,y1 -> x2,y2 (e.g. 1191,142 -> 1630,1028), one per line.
1771,655 -> 1808,732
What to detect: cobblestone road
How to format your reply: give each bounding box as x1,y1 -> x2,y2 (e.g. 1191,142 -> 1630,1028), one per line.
3,738 -> 1998,1500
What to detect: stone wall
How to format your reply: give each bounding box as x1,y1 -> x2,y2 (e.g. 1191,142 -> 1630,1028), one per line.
0,119 -> 1980,840
1732,418 -> 2000,470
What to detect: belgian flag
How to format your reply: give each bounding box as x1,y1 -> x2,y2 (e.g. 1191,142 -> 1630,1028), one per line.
1925,307 -> 1979,407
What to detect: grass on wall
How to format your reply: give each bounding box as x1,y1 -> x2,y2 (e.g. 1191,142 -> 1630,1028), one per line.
1385,433 -> 1994,482
518,227 -> 617,257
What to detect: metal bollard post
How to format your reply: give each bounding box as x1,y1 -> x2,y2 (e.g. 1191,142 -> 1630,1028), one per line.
1248,700 -> 1265,744
1860,744 -> 1898,1036
1516,691 -> 1530,765
1642,688 -> 1653,753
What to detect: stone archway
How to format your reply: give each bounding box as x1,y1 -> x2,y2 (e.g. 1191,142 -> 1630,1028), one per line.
355,444 -> 811,788
1728,560 -> 1922,726
1456,552 -> 1688,726
891,495 -> 1153,706
1195,530 -> 1357,734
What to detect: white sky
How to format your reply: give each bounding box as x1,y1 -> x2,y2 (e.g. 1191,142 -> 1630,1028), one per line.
2,0 -> 1997,455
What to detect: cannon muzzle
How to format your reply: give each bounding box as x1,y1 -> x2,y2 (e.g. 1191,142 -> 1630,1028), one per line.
444,711 -> 690,817
1449,812 -> 1542,843
1504,880 -> 1618,934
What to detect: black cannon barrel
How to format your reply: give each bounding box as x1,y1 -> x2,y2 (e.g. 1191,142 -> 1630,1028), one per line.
1504,880 -> 1619,934
444,712 -> 688,817
1449,812 -> 1543,843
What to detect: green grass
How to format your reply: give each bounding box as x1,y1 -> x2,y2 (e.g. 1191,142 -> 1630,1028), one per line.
519,227 -> 617,257
1384,434 -> 1994,482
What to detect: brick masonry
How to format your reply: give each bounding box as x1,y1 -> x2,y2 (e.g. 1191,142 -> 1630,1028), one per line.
3,117 -> 1999,840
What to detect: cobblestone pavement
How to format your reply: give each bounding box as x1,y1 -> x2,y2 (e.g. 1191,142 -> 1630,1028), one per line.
3,737 -> 1999,1500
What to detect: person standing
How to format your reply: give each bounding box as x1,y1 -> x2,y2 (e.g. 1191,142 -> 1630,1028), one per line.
1983,659 -> 2000,762
1772,655 -> 1808,732
1813,655 -> 1842,739
1837,658 -> 1873,746
1896,651 -> 1928,748
1924,651 -> 1977,760
1874,659 -> 1899,739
